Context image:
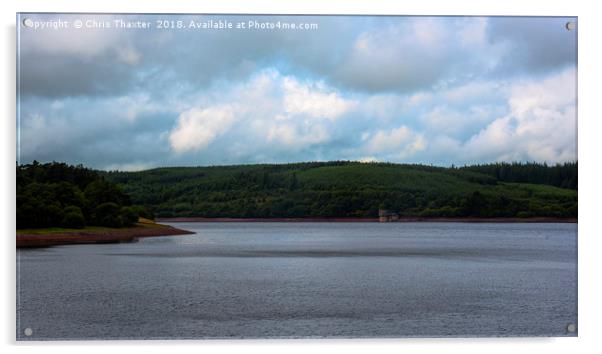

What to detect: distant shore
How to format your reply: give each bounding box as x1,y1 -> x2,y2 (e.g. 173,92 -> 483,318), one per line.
16,223 -> 194,248
158,216 -> 577,223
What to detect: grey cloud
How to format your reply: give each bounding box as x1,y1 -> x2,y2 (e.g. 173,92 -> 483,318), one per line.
18,15 -> 379,98
18,95 -> 177,169
20,53 -> 136,98
19,15 -> 578,100
487,17 -> 577,74
19,15 -> 273,97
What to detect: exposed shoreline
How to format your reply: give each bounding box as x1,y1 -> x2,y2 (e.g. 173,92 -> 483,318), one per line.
16,223 -> 194,248
157,216 -> 577,223
18,217 -> 576,248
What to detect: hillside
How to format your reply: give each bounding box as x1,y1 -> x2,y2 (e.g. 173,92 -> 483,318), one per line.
103,161 -> 577,219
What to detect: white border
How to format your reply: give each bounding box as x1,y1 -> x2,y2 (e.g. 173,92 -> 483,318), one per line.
3,1 -> 601,353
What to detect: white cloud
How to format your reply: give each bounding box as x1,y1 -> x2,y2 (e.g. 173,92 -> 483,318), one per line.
282,77 -> 357,120
169,105 -> 236,153
365,125 -> 427,159
104,161 -> 156,172
168,69 -> 357,155
266,123 -> 330,148
508,69 -> 575,118
463,68 -> 576,163
357,156 -> 379,163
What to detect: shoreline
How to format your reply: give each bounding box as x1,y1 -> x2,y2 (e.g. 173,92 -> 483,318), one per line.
16,223 -> 194,248
157,216 -> 577,223
18,216 -> 576,248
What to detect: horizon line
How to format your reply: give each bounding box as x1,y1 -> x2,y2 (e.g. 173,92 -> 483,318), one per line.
17,159 -> 579,173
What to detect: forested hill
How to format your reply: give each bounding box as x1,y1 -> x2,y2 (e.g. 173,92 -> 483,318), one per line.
104,161 -> 577,219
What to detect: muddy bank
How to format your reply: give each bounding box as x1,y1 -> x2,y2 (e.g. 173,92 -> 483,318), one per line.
157,216 -> 577,223
17,224 -> 194,248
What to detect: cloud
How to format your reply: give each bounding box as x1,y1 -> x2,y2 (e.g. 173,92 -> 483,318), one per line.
19,15 -> 576,100
365,125 -> 427,159
167,69 -> 357,156
463,68 -> 576,163
18,94 -> 177,168
266,123 -> 330,148
104,161 -> 156,172
487,17 -> 577,74
21,15 -> 124,58
169,105 -> 237,153
332,19 -> 449,92
19,15 -> 145,98
357,156 -> 379,163
420,104 -> 501,138
17,15 -> 578,169
332,17 -> 503,93
19,54 -> 136,98
442,81 -> 501,103
282,77 -> 357,120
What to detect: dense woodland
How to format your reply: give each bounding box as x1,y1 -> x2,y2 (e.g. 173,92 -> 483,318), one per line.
17,161 -> 153,229
16,160 -> 578,228
101,161 -> 577,219
460,162 -> 577,190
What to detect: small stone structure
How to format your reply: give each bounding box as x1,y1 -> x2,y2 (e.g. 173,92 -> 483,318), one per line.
378,209 -> 399,222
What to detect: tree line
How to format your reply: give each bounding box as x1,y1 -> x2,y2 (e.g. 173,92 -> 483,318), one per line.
460,162 -> 577,190
15,160 -> 578,227
17,161 -> 153,229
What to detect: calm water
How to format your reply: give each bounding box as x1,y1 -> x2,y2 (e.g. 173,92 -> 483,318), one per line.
17,222 -> 577,340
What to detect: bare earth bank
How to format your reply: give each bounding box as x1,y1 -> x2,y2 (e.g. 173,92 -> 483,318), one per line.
16,223 -> 194,248
158,216 -> 577,223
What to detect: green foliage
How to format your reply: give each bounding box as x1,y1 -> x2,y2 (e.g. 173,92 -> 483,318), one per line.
14,160 -> 579,226
103,161 -> 578,219
131,205 -> 155,220
460,162 -> 577,190
17,161 -> 141,229
84,180 -> 131,207
120,206 -> 139,226
61,206 -> 86,229
93,202 -> 123,227
17,160 -> 99,190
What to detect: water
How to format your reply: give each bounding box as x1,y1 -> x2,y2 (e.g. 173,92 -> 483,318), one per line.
16,222 -> 577,340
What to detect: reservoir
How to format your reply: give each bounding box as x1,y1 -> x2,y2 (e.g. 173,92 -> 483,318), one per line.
17,222 -> 577,339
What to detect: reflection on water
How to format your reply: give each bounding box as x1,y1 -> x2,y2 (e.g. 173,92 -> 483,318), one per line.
17,222 -> 577,339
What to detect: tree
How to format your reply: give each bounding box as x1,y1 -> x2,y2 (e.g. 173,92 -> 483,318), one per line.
132,205 -> 154,220
120,206 -> 139,226
62,206 -> 86,228
289,173 -> 298,190
16,161 -> 150,229
84,180 -> 131,206
461,191 -> 488,216
93,202 -> 123,227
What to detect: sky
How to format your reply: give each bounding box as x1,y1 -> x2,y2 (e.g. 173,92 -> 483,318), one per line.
17,14 -> 577,171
